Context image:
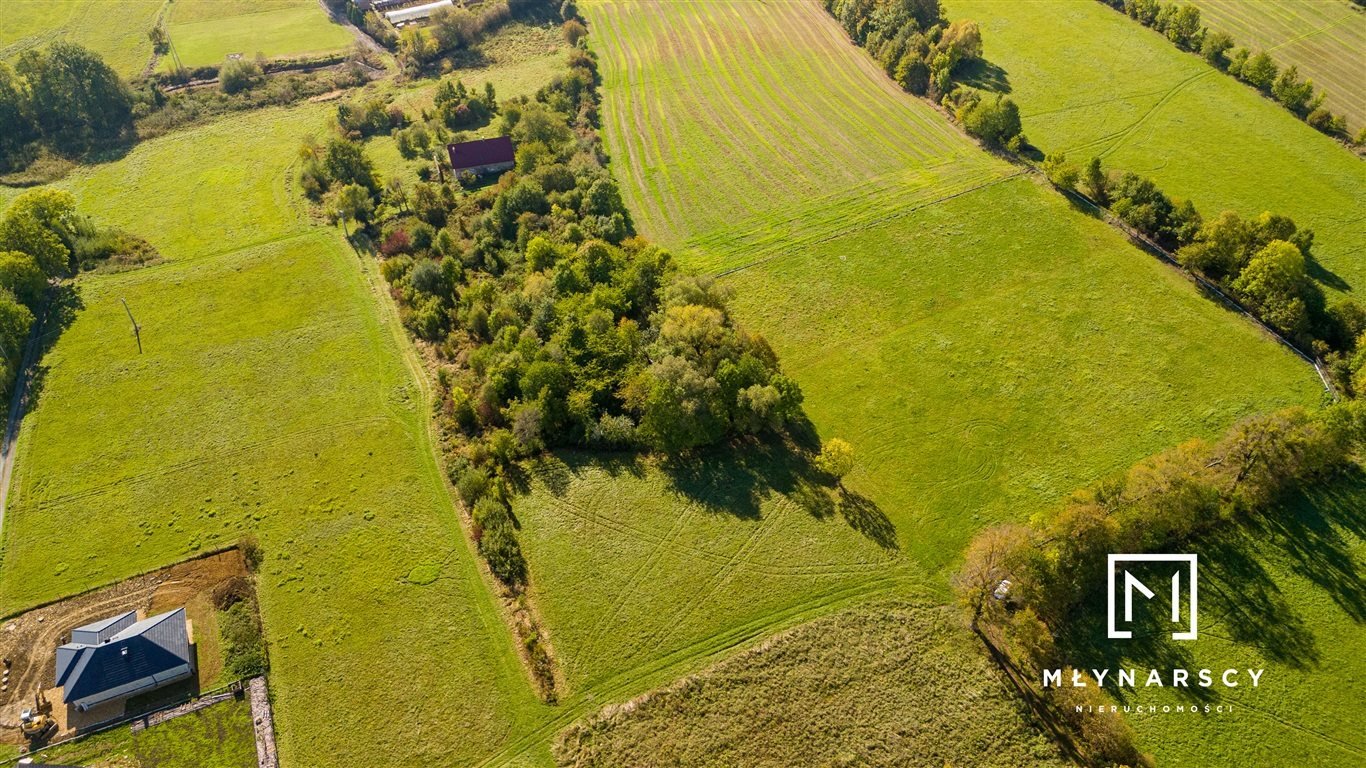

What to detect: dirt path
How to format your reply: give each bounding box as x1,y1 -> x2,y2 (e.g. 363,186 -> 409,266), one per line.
0,291 -> 53,542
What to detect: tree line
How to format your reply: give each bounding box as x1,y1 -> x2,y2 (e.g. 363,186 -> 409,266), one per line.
0,43 -> 135,172
1041,153 -> 1365,394
1100,0 -> 1361,143
825,0 -> 1026,151
953,401 -> 1366,767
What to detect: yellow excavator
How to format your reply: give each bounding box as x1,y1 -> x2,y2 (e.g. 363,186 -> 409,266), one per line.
20,691 -> 55,743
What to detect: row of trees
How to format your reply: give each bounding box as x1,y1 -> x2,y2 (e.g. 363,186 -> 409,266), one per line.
1041,153 -> 1364,381
953,402 -> 1365,766
824,1 -> 1025,150
1103,0 -> 1359,142
0,42 -> 135,171
827,0 -> 983,100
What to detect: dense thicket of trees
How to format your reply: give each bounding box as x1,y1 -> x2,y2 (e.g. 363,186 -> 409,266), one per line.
954,401 -> 1365,767
300,16 -> 805,611
1100,0 -> 1354,141
0,42 -> 135,170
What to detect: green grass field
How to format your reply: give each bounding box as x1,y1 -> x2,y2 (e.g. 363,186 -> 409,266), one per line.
1066,478 -> 1366,766
949,0 -> 1366,301
480,0 -> 1330,762
554,601 -> 1068,767
17,698 -> 257,768
1188,0 -> 1365,131
162,0 -> 353,70
0,0 -> 162,78
0,101 -> 545,766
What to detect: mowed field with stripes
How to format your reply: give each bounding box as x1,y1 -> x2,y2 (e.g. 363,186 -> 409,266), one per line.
953,0 -> 1366,299
496,2 -> 1325,754
1188,0 -> 1365,130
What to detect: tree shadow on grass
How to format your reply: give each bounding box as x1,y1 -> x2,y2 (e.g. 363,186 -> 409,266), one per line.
1306,253 -> 1350,294
1048,472 -> 1366,706
1252,467 -> 1366,624
838,488 -> 898,550
528,424 -> 896,547
957,58 -> 1012,94
22,283 -> 85,408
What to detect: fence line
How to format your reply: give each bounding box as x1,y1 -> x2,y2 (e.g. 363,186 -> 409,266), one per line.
4,677 -> 265,768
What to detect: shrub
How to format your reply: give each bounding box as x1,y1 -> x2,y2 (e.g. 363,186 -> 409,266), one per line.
1240,51 -> 1277,90
958,94 -> 1021,148
219,57 -> 263,94
456,467 -> 490,508
220,598 -> 267,679
0,251 -> 47,307
563,19 -> 588,46
239,534 -> 263,571
380,228 -> 412,256
479,521 -> 527,586
1041,152 -> 1079,190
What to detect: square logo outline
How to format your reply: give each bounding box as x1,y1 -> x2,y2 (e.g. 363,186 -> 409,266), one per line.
1107,553 -> 1198,641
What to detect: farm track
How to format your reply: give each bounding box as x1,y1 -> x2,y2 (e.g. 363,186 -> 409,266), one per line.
594,0 -> 980,245
1188,0 -> 1365,128
474,571 -> 922,768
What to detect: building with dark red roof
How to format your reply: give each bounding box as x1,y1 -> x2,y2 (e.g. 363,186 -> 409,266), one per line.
447,136 -> 515,177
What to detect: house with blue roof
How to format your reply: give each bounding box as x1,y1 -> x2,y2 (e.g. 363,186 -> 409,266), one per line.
55,608 -> 195,712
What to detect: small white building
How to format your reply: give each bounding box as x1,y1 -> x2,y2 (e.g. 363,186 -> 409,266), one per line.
385,0 -> 455,26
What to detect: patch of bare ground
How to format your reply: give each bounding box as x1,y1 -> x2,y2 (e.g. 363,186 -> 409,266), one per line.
0,549 -> 248,749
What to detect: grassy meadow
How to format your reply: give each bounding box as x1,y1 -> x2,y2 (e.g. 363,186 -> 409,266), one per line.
1187,0 -> 1365,131
0,99 -> 544,766
161,0 -> 353,70
949,0 -> 1366,300
16,698 -> 257,768
511,0 -> 1329,761
0,0 -> 162,78
554,602 -> 1068,767
584,0 -> 1321,563
1062,478 -> 1366,767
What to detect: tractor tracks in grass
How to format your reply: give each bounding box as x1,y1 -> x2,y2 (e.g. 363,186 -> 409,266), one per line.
1232,698 -> 1365,758
13,415 -> 394,515
472,571 -> 922,768
1061,67 -> 1215,161
541,490 -> 890,578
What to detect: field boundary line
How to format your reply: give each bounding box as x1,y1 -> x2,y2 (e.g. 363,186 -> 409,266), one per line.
713,169 -> 1024,278
1045,177 -> 1336,396
0,279 -> 57,543
473,572 -> 926,768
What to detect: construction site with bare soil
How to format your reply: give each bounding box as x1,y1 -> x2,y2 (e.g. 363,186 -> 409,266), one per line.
0,549 -> 250,753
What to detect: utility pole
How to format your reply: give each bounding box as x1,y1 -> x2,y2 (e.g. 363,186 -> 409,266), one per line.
120,298 -> 142,354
